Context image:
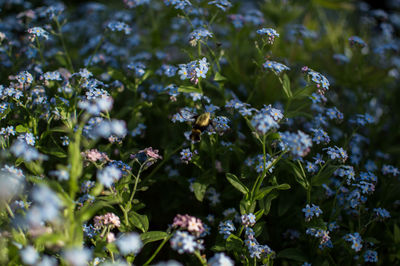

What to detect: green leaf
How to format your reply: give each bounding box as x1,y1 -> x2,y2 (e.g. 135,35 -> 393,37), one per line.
178,85 -> 202,94
277,248 -> 307,262
255,209 -> 264,220
253,221 -> 266,238
211,244 -> 226,252
141,231 -> 168,245
282,74 -> 292,98
226,173 -> 249,195
292,85 -> 315,99
267,133 -> 281,140
278,193 -> 295,216
68,129 -> 83,196
286,161 -> 307,188
106,243 -> 119,253
41,149 -> 67,158
214,72 -> 227,82
129,211 -> 149,233
24,161 -> 43,176
76,200 -> 115,223
239,197 -> 256,215
226,234 -> 243,252
255,184 -> 291,200
35,233 -> 65,248
311,165 -> 340,186
394,224 -> 400,244
15,125 -> 29,133
192,180 -> 210,202
259,191 -> 279,216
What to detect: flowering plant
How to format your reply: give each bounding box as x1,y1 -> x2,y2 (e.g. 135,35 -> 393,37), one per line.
0,0 -> 399,265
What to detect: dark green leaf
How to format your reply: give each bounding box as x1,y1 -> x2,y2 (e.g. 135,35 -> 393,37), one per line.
277,248 -> 307,262
394,224 -> 400,244
129,211 -> 149,233
178,85 -> 202,94
214,72 -> 227,82
282,74 -> 292,98
141,231 -> 168,245
192,180 -> 209,202
226,173 -> 249,195
260,191 -> 279,216
253,221 -> 266,238
226,234 -> 243,252
255,184 -> 291,200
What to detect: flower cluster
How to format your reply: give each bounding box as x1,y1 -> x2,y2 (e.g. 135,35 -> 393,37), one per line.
256,28 -> 280,44
263,60 -> 290,75
178,57 -> 209,84
218,220 -> 236,239
93,212 -> 121,229
344,232 -> 363,252
172,214 -> 205,236
302,204 -> 323,222
279,131 -> 312,159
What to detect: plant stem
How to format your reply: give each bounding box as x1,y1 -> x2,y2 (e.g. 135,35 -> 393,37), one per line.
194,250 -> 207,266
5,202 -> 14,218
54,17 -> 74,72
86,35 -> 105,68
35,38 -> 45,66
143,235 -> 172,266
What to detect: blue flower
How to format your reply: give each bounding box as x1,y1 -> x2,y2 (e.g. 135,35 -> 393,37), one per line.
256,28 -> 279,44
251,111 -> 279,135
164,0 -> 191,10
349,36 -> 367,48
218,220 -> 235,239
180,148 -> 195,164
208,0 -> 232,11
325,146 -> 348,163
43,71 -> 62,81
280,131 -> 312,159
382,165 -> 399,176
107,21 -> 131,34
311,128 -> 330,144
241,213 -> 256,227
116,233 -> 143,255
63,248 -> 92,266
208,253 -> 234,266
170,231 -> 203,254
20,246 -> 39,265
16,71 -> 34,84
127,61 -> 146,77
97,166 -> 122,187
373,207 -> 390,220
49,169 -> 69,181
333,53 -> 350,64
302,204 -> 322,221
27,27 -> 50,41
364,250 -> 378,263
189,28 -> 213,42
304,68 -> 330,93
263,60 -> 290,74
305,161 -> 318,173
344,232 -> 363,252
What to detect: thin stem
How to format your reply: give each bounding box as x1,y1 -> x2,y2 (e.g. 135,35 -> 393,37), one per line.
86,35 -> 105,68
143,234 -> 172,266
35,38 -> 45,66
128,163 -> 145,205
194,250 -> 207,266
54,17 -> 74,72
5,202 -> 14,218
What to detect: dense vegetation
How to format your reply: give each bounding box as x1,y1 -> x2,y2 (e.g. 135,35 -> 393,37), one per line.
0,0 -> 399,265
